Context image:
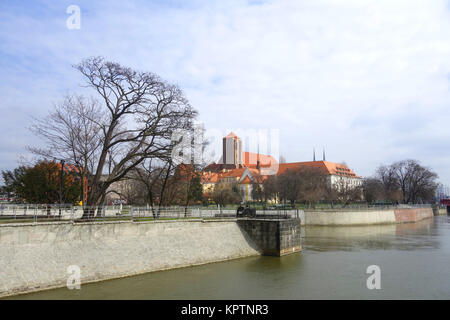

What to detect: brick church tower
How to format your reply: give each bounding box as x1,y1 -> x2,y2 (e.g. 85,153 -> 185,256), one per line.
222,132 -> 243,169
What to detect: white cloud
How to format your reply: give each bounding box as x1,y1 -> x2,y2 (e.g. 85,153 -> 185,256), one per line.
1,0 -> 450,184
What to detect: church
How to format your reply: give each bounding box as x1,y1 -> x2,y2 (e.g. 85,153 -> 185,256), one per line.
200,132 -> 362,202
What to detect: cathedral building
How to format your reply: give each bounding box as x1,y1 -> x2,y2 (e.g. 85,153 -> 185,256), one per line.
201,132 -> 362,203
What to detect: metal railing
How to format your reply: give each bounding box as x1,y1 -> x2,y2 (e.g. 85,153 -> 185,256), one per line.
0,203 -> 432,225
0,204 -> 240,224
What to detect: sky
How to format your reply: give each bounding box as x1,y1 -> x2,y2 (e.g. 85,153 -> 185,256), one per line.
1,0 -> 450,184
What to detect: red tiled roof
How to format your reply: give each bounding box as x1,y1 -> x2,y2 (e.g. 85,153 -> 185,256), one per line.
243,152 -> 277,167
201,172 -> 220,183
220,168 -> 246,178
277,161 -> 360,178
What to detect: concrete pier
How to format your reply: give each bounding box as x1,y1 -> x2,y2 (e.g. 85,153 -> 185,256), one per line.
237,218 -> 302,256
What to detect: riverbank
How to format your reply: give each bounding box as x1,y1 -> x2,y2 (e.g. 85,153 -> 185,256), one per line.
0,219 -> 260,298
0,207 -> 433,298
8,216 -> 449,300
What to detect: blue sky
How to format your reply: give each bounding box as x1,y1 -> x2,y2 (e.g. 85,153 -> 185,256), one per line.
1,0 -> 450,185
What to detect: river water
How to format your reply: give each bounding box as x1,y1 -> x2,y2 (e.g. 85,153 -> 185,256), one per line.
9,215 -> 450,300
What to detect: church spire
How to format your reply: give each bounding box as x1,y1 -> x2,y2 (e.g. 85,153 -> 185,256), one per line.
323,147 -> 326,161
313,147 -> 316,162
256,143 -> 260,171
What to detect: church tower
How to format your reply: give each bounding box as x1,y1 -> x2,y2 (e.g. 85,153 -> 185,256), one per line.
222,132 -> 243,168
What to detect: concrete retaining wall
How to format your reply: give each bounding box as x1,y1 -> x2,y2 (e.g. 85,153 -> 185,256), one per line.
303,207 -> 433,226
0,220 -> 259,298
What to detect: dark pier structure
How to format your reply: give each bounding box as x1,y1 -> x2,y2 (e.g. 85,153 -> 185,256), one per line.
237,218 -> 302,256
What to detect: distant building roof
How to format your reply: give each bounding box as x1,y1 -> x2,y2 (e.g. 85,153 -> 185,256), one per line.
221,168 -> 247,178
224,132 -> 240,139
277,161 -> 360,178
243,151 -> 277,168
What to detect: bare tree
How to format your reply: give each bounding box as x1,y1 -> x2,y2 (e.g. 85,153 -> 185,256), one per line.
30,57 -> 197,216
376,165 -> 402,202
277,169 -> 302,206
212,183 -> 242,207
261,175 -> 279,203
29,95 -> 103,205
362,177 -> 385,204
106,177 -> 147,205
390,160 -> 437,204
333,176 -> 363,207
375,160 -> 438,204
277,167 -> 327,207
297,167 -> 327,208
132,158 -> 167,214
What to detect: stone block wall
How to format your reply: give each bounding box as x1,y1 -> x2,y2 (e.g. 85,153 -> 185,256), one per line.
237,218 -> 302,256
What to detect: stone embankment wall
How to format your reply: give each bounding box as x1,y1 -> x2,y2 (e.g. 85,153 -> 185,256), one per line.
393,208 -> 433,223
301,207 -> 433,226
0,220 -> 260,298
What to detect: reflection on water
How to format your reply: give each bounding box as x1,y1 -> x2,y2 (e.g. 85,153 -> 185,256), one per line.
304,218 -> 440,252
7,216 -> 450,300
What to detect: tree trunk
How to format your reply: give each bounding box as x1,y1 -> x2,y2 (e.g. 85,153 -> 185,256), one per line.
159,161 -> 172,208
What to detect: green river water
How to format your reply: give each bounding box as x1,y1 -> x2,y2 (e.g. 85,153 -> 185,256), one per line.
8,215 -> 450,300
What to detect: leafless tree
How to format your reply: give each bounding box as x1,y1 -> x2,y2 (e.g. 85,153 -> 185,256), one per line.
276,167 -> 328,207
30,57 -> 197,216
362,177 -> 385,204
277,169 -> 302,206
333,176 -> 363,207
106,177 -> 147,205
388,160 -> 437,204
29,94 -> 104,205
296,167 -> 328,208
376,164 -> 403,202
212,183 -> 242,207
132,158 -> 167,211
261,175 -> 279,203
